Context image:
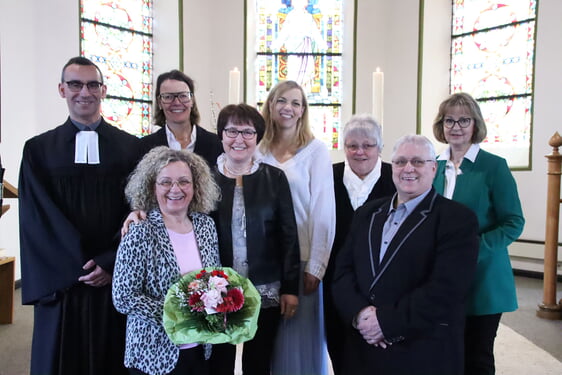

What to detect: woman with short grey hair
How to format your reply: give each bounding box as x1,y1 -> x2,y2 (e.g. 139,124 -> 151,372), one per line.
324,114 -> 395,375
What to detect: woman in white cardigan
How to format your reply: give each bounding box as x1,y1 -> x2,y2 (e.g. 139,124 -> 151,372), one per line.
258,80 -> 336,375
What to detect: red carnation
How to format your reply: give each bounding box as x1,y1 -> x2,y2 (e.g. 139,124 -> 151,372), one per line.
216,288 -> 244,313
195,269 -> 207,279
211,269 -> 229,280
188,292 -> 205,312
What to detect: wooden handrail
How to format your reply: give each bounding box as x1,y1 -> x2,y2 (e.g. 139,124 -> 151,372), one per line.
1,180 -> 18,217
537,132 -> 562,320
2,180 -> 18,198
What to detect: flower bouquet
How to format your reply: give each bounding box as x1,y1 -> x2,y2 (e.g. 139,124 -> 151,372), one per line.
163,267 -> 261,345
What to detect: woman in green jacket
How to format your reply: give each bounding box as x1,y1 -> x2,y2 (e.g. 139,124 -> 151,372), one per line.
432,92 -> 525,375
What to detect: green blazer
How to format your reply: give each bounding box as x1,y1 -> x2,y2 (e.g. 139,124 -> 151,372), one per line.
433,148 -> 524,315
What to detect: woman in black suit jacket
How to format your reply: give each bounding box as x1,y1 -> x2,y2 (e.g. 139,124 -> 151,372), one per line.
139,70 -> 222,166
208,104 -> 300,375
323,114 -> 395,375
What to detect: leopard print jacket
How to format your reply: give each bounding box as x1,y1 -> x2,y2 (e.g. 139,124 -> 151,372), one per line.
113,209 -> 220,375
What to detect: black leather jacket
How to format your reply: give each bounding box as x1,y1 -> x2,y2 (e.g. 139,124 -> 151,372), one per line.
212,163 -> 300,296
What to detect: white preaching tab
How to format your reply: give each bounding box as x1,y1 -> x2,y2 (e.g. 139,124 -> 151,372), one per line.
74,131 -> 100,164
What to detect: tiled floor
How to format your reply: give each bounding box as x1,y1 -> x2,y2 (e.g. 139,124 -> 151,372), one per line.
1,276 -> 560,375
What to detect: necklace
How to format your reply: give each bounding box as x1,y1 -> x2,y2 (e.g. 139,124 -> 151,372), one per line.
224,160 -> 253,176
175,135 -> 190,142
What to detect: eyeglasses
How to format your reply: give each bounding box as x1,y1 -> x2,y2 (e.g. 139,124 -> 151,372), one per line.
443,117 -> 472,129
159,92 -> 194,104
223,128 -> 257,139
156,178 -> 192,189
345,143 -> 377,152
65,80 -> 103,92
391,158 -> 435,168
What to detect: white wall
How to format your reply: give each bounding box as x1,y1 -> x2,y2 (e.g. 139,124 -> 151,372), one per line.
0,0 -> 78,281
1,0 -> 561,281
182,0 -> 245,132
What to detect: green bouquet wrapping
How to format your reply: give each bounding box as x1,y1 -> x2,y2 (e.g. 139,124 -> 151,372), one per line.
163,267 -> 261,345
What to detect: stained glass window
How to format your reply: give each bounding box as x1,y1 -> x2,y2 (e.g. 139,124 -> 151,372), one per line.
451,0 -> 537,168
80,0 -> 153,137
254,0 -> 344,149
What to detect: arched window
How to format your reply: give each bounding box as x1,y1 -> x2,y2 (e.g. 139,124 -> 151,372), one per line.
253,0 -> 344,149
450,0 -> 537,168
80,0 -> 153,137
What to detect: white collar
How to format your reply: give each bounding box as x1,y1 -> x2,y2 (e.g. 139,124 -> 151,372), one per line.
74,131 -> 100,164
437,143 -> 480,163
343,158 -> 382,210
165,124 -> 197,151
216,153 -> 260,177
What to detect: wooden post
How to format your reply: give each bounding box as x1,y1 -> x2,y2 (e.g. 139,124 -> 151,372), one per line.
537,132 -> 562,320
0,256 -> 15,324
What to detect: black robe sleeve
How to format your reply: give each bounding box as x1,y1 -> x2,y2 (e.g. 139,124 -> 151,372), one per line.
19,141 -> 84,305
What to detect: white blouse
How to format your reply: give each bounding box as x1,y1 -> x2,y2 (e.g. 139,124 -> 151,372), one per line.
258,139 -> 336,280
437,143 -> 480,199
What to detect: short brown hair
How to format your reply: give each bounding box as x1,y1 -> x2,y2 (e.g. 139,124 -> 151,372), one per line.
216,104 -> 265,143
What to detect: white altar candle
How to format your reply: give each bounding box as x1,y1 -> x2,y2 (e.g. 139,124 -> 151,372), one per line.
372,67 -> 384,125
228,67 -> 241,104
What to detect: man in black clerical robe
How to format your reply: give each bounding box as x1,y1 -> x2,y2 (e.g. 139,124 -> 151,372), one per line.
19,56 -> 139,375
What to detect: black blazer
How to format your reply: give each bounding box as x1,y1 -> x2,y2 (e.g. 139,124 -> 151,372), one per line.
211,164 -> 300,296
139,125 -> 222,167
325,161 -> 395,284
332,188 -> 479,375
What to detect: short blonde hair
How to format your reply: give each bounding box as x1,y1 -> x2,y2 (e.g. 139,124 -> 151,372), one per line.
125,146 -> 220,214
259,80 -> 313,152
432,92 -> 487,144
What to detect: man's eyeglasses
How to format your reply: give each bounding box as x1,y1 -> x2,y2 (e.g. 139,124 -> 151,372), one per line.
156,179 -> 192,189
443,117 -> 472,129
391,158 -> 435,168
345,143 -> 377,152
223,128 -> 257,140
65,80 -> 103,92
159,92 -> 194,104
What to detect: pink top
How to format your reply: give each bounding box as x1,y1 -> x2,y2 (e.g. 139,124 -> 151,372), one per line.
167,229 -> 203,350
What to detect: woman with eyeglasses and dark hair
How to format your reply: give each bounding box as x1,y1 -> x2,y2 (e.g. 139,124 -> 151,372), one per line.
139,70 -> 222,167
323,114 -> 395,375
209,103 -> 300,375
432,92 -> 525,375
113,147 -> 221,375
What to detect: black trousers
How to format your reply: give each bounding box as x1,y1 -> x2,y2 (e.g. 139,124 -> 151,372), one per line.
128,345 -> 208,375
209,306 -> 281,375
323,281 -> 346,375
464,313 -> 502,375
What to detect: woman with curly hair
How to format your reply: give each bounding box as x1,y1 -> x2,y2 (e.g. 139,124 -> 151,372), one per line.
113,146 -> 221,375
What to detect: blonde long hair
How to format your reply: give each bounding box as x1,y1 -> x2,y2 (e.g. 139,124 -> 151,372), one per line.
259,80 -> 313,153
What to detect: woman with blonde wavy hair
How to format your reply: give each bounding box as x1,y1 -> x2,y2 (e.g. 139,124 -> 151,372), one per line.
258,80 -> 335,375
113,147 -> 221,375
